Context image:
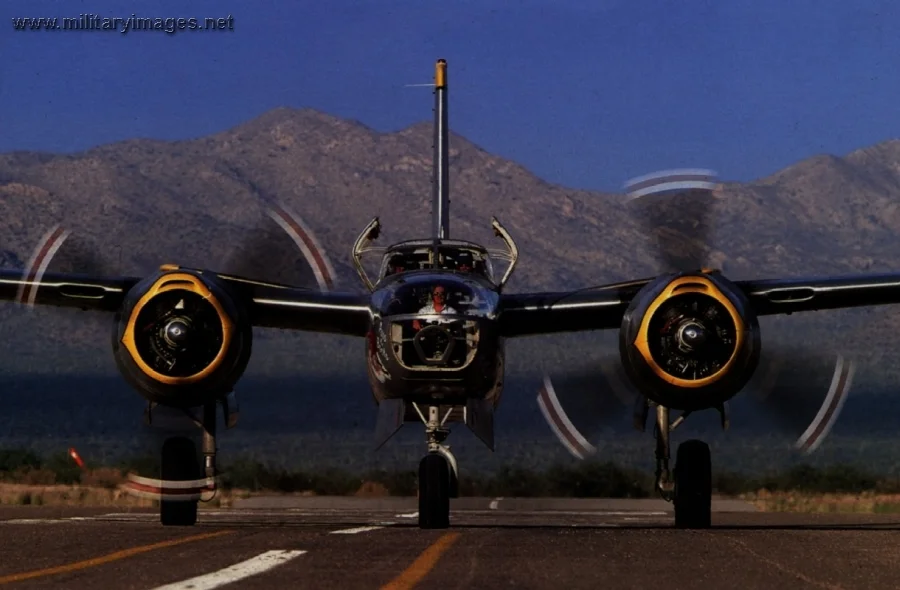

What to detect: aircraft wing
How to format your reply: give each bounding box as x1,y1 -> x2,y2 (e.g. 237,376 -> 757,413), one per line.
0,269 -> 372,337
498,272 -> 900,338
0,269 -> 138,312
498,278 -> 652,337
737,273 -> 900,316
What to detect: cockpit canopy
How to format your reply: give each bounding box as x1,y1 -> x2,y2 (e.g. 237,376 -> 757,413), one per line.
373,273 -> 499,318
378,240 -> 495,283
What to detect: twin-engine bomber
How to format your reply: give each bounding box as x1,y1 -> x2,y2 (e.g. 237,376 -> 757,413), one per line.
1,59 -> 898,529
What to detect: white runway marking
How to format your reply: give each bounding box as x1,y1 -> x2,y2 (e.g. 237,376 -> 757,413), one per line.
395,511 -> 419,518
489,497 -> 503,510
593,511 -> 666,516
149,550 -> 306,590
330,526 -> 383,535
458,510 -> 667,517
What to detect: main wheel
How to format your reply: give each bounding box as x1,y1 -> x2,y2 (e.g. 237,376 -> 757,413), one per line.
160,436 -> 200,526
673,439 -> 712,529
449,462 -> 459,499
418,453 -> 450,529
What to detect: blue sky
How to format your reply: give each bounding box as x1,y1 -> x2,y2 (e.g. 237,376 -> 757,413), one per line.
3,0 -> 898,192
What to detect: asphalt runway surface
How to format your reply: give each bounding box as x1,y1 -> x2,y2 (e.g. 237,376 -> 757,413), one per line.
1,497 -> 899,589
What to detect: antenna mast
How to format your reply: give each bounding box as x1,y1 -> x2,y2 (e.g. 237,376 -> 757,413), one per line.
431,59 -> 450,239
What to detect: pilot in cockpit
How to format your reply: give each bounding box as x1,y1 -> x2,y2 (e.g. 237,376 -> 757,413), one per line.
412,285 -> 457,330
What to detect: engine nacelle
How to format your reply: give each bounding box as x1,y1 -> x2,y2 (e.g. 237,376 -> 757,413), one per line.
619,271 -> 761,411
112,268 -> 252,408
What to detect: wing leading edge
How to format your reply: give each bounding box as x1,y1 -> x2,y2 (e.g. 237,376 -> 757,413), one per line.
499,272 -> 900,338
498,278 -> 652,337
738,273 -> 900,316
7,268 -> 900,340
0,269 -> 372,337
0,269 -> 137,312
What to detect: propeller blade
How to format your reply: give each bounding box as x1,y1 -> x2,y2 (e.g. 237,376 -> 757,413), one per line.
538,343 -> 854,459
15,224 -> 69,306
537,358 -> 637,459
12,196 -> 337,302
125,423 -> 219,503
621,170 -> 849,453
121,472 -> 218,502
624,169 -> 719,273
13,224 -> 119,307
220,198 -> 336,292
747,347 -> 855,454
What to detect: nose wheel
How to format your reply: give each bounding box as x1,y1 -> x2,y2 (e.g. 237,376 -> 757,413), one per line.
414,403 -> 459,529
419,453 -> 451,528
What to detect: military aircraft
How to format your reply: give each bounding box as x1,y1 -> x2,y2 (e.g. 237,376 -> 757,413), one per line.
1,59 -> 897,530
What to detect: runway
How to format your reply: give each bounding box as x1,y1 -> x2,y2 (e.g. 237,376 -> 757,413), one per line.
0,498 -> 899,589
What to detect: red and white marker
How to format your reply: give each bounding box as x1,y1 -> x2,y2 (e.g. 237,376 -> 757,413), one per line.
68,447 -> 85,469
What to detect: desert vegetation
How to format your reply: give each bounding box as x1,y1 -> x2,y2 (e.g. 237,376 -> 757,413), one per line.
2,447 -> 900,513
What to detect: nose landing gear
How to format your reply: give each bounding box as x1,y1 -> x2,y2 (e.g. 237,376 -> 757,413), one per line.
414,404 -> 459,529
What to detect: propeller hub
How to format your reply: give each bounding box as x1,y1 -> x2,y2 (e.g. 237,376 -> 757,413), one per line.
163,318 -> 191,347
677,321 -> 707,351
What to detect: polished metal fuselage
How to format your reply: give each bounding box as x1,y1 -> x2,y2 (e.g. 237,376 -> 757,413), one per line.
365,270 -> 505,408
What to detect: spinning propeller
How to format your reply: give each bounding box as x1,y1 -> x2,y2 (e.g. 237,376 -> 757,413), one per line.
133,289 -> 224,378
539,169 -> 855,459
5,195 -> 336,501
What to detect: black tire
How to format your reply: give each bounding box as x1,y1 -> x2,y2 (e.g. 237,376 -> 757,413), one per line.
449,461 -> 459,499
673,439 -> 712,529
418,453 -> 450,529
160,436 -> 199,526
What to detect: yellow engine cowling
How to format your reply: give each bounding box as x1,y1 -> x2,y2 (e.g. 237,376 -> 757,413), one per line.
112,268 -> 252,408
618,271 -> 761,411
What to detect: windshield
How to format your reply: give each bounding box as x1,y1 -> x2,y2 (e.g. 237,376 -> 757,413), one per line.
375,276 -> 499,317
379,245 -> 495,281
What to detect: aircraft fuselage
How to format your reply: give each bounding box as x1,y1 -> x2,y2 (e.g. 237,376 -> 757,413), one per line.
365,270 -> 505,408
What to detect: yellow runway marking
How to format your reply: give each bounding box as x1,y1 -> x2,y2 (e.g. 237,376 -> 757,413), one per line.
381,532 -> 461,590
0,530 -> 233,585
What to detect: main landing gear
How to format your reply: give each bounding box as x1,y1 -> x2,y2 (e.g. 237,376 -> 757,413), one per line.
159,436 -> 201,526
147,393 -> 237,527
413,404 -> 459,529
639,400 -> 724,529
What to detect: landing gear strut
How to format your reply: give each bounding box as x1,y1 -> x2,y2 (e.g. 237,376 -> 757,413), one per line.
413,403 -> 459,529
645,401 -> 722,529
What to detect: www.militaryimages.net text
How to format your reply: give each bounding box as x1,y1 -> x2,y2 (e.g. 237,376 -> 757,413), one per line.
12,14 -> 234,34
